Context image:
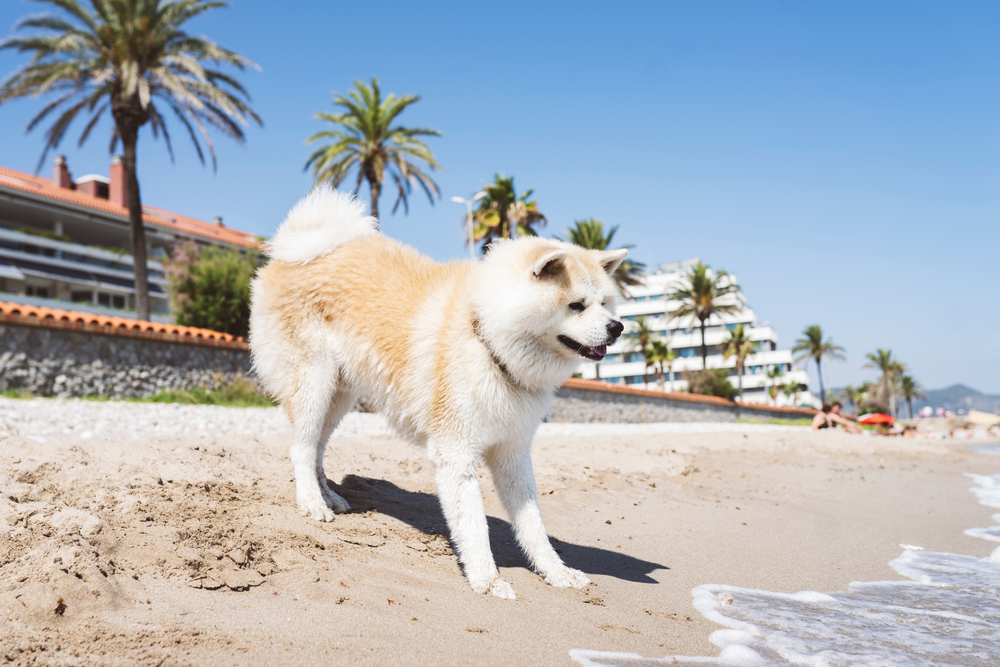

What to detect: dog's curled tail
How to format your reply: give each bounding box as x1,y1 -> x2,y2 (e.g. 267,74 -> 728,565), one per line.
267,187 -> 378,264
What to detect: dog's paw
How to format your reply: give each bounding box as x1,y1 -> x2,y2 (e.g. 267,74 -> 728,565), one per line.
543,565 -> 590,589
320,485 -> 351,513
298,502 -> 336,523
469,575 -> 517,600
488,578 -> 517,599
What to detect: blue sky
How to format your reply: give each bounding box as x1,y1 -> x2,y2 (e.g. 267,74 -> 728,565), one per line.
1,1 -> 998,394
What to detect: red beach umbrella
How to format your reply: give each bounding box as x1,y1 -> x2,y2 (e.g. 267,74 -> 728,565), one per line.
858,413 -> 895,425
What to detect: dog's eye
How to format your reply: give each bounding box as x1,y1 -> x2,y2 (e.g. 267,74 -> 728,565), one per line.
569,302 -> 586,312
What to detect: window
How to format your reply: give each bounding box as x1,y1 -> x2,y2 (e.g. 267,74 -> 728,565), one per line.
25,285 -> 49,298
96,292 -> 126,309
624,375 -> 646,385
71,291 -> 93,303
627,352 -> 644,363
678,348 -> 697,358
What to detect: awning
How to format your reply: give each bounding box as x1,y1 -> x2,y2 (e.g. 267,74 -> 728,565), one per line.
0,261 -> 25,280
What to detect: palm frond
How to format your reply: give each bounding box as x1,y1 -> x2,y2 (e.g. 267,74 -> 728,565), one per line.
0,0 -> 261,173
304,76 -> 441,220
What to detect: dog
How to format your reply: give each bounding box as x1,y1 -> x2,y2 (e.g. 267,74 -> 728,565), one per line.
249,188 -> 626,598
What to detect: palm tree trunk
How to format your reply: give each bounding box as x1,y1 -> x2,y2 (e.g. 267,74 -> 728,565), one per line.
908,397 -> 913,419
816,358 -> 825,404
699,318 -> 708,370
368,177 -> 381,223
121,131 -> 150,322
595,363 -> 601,380
668,364 -> 673,392
737,359 -> 743,401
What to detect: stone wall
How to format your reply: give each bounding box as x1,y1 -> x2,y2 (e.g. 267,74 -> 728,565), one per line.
549,379 -> 817,424
0,322 -> 250,399
0,310 -> 818,423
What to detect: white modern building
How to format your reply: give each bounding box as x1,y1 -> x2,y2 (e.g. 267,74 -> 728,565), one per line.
579,258 -> 817,408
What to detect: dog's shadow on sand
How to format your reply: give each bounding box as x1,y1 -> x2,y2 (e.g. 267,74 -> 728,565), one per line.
332,474 -> 668,584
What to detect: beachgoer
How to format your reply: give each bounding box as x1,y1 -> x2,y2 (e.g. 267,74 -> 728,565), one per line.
812,404 -> 835,430
812,402 -> 863,434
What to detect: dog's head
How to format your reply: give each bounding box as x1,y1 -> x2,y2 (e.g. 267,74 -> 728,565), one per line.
474,238 -> 628,383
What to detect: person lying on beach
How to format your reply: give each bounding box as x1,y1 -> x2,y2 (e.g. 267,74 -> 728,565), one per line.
812,402 -> 864,434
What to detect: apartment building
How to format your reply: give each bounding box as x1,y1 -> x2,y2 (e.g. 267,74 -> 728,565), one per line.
0,156 -> 257,320
580,259 -> 817,407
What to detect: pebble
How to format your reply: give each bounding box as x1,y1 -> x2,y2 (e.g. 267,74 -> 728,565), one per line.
0,396 -> 388,440
0,396 -> 807,442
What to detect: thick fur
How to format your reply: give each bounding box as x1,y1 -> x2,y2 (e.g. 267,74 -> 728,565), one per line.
250,188 -> 626,598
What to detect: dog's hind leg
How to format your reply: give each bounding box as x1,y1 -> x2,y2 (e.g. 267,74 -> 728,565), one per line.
429,439 -> 516,599
314,389 -> 355,514
485,443 -> 590,589
288,365 -> 343,522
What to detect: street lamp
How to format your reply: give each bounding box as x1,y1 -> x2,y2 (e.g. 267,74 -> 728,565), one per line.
451,191 -> 487,259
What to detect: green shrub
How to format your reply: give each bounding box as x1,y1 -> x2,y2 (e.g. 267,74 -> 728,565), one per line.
144,375 -> 275,407
165,241 -> 259,337
0,388 -> 30,399
737,417 -> 814,426
684,369 -> 739,400
1,377 -> 275,407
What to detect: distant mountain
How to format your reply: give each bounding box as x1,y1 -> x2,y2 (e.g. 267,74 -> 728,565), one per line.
911,384 -> 1000,415
830,383 -> 1000,416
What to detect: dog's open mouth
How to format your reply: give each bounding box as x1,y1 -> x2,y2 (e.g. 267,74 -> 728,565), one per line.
558,335 -> 607,361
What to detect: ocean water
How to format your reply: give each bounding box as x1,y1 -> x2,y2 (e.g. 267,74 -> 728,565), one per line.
571,466 -> 1000,667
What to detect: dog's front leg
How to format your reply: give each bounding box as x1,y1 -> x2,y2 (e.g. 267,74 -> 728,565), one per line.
486,445 -> 590,589
430,442 -> 516,599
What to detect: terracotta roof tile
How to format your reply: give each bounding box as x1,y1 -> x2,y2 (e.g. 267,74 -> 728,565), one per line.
0,165 -> 260,249
0,300 -> 247,349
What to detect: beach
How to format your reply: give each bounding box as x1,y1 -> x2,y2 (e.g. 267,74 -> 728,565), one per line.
2,399 -> 998,666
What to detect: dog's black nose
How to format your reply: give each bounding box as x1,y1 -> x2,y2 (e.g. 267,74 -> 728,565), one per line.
606,319 -> 624,340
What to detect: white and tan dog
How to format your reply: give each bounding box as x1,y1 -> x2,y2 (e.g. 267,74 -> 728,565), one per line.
249,188 -> 626,598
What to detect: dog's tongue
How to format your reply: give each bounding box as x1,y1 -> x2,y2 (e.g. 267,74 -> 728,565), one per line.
591,344 -> 607,358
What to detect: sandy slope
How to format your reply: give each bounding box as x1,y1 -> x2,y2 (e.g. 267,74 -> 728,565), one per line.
1,421 -> 997,666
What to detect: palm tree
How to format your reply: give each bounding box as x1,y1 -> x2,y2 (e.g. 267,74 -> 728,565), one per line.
899,375 -> 926,419
782,381 -> 801,406
667,262 -> 743,370
645,340 -> 675,391
852,381 -> 876,414
665,346 -> 677,391
305,77 -> 442,222
766,365 -> 785,406
791,325 -> 845,405
0,0 -> 261,321
864,349 -> 905,416
470,174 -> 546,253
628,315 -> 654,385
557,218 -> 646,296
839,384 -> 860,412
722,324 -> 758,401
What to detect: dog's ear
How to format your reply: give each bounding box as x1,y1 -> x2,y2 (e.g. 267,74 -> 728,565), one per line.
532,249 -> 568,278
596,248 -> 628,276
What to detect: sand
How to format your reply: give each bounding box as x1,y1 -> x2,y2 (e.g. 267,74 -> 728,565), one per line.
1,417 -> 998,666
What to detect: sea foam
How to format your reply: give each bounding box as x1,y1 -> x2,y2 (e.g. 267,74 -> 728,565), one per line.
571,471 -> 1000,667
